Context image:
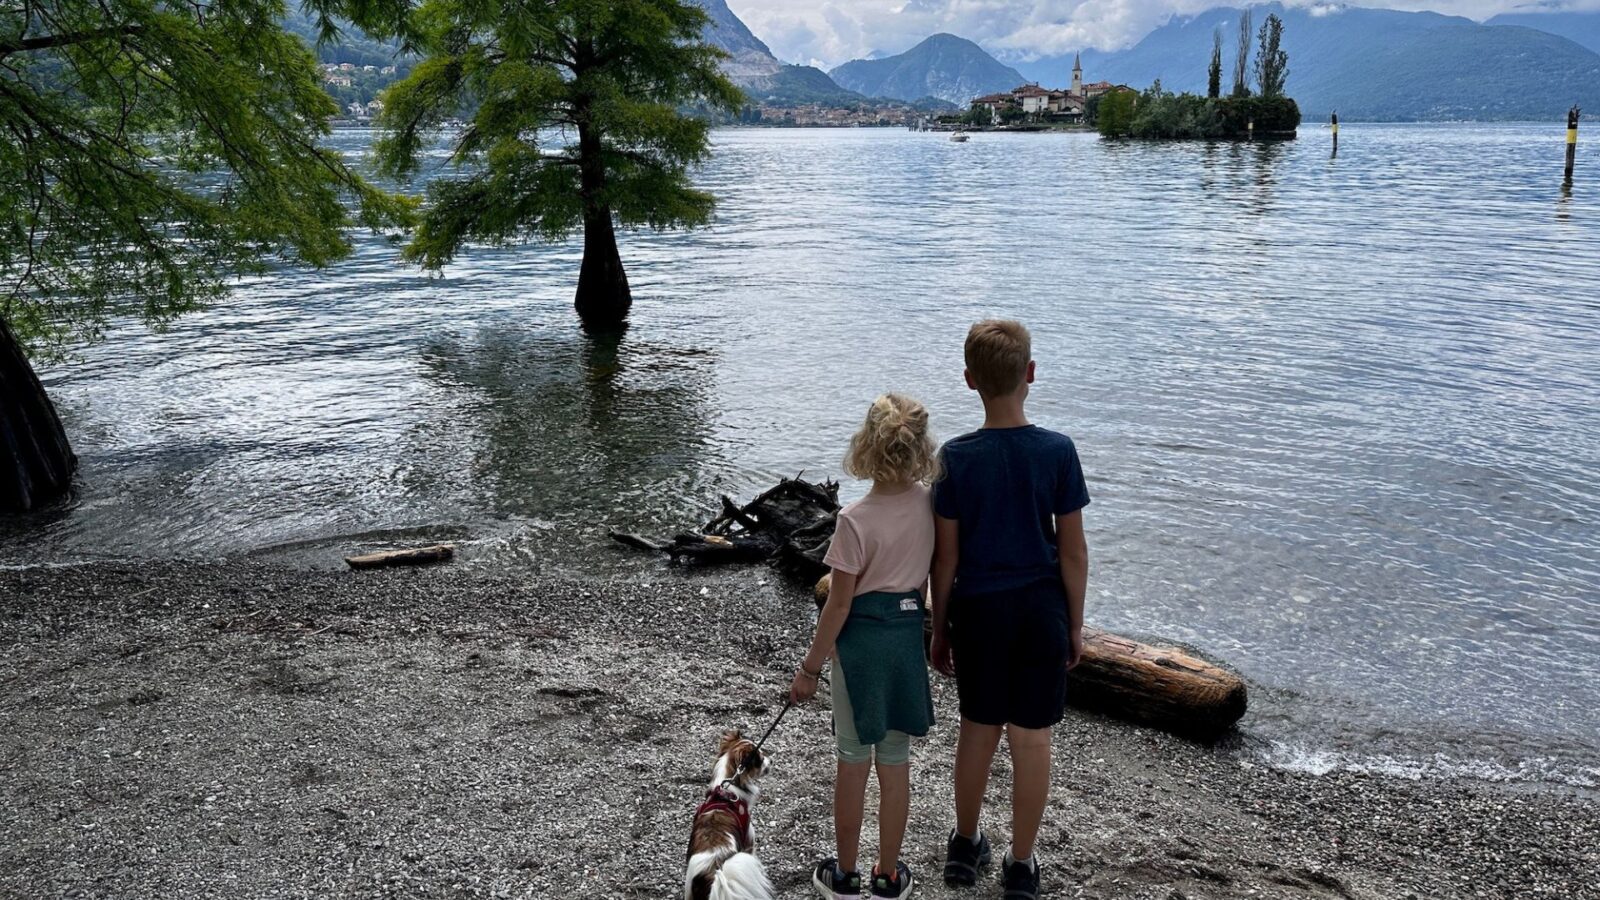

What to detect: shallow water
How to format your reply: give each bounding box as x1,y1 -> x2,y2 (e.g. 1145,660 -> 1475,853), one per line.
6,124 -> 1600,788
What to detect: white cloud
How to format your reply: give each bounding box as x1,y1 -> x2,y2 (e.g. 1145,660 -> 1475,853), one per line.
725,0 -> 1585,67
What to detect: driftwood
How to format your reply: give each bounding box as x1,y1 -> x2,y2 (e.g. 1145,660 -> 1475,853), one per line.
610,477 -> 839,578
345,544 -> 455,570
815,572 -> 1247,739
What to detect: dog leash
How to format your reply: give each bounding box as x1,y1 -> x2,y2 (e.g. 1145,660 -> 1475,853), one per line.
753,699 -> 794,754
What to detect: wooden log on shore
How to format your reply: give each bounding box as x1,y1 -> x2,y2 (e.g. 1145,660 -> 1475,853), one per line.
1070,628 -> 1248,739
815,573 -> 1248,740
345,544 -> 455,570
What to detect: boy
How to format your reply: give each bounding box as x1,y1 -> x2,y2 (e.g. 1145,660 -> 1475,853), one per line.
929,319 -> 1090,899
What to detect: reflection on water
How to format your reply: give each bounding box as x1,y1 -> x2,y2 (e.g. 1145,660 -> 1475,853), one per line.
5,124 -> 1600,787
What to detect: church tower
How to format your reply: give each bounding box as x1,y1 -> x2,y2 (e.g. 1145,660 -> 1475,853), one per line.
1071,53 -> 1083,95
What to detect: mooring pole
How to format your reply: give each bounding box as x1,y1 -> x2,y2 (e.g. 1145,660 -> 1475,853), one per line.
1566,105 -> 1581,182
1248,117 -> 1255,142
1331,111 -> 1339,157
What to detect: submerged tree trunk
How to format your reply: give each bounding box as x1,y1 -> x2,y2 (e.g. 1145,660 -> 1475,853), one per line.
574,205 -> 632,331
0,317 -> 77,512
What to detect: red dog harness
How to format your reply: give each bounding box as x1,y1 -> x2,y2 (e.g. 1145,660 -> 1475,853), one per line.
692,785 -> 753,853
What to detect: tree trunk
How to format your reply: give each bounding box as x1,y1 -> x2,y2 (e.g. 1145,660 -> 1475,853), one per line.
574,205 -> 632,331
0,317 -> 77,513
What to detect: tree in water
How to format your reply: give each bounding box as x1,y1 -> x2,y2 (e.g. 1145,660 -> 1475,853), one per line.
1254,13 -> 1290,98
0,0 -> 413,512
1208,27 -> 1224,99
373,0 -> 744,333
1232,9 -> 1253,98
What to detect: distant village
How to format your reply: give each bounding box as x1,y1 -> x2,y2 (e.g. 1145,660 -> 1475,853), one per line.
321,54 -> 1134,129
321,62 -> 402,120
962,56 -> 1132,127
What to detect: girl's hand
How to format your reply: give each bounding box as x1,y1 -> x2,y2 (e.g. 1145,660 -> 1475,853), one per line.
788,667 -> 819,704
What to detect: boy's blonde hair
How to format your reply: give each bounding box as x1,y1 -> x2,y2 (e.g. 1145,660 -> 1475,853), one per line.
843,393 -> 939,485
965,319 -> 1032,397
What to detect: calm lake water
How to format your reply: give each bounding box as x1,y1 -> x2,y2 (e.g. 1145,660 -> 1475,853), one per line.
6,125 -> 1599,789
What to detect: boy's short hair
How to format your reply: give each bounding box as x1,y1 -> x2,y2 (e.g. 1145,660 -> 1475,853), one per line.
964,320 -> 1032,397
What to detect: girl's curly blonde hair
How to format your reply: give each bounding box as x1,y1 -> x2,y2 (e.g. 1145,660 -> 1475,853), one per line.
843,393 -> 940,485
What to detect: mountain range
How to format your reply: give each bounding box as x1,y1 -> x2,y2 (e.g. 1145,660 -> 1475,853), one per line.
1005,3 -> 1600,121
696,0 -> 1600,121
828,34 -> 1026,107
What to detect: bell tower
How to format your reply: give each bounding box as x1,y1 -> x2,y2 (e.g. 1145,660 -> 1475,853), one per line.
1071,52 -> 1083,95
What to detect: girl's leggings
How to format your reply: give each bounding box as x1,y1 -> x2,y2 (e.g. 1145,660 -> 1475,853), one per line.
831,658 -> 911,765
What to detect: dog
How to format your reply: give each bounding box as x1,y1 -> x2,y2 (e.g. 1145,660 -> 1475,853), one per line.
684,729 -> 775,900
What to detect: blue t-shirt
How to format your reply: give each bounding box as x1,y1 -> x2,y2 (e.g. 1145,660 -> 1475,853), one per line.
932,425 -> 1090,595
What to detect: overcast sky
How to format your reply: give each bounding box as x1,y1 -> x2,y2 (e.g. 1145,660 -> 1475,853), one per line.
727,0 -> 1594,67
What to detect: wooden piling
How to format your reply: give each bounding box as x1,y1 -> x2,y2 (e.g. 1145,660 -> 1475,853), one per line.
1331,111 -> 1339,157
1247,117 -> 1255,142
1567,105 -> 1581,182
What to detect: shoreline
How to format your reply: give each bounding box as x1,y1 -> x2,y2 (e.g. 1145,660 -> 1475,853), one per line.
2,560 -> 1595,898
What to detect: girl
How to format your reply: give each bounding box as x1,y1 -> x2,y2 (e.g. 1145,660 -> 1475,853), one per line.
790,393 -> 940,900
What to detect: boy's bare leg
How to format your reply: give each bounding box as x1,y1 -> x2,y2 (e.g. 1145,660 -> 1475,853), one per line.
1005,723 -> 1052,860
954,717 -> 1005,838
875,761 -> 910,875
835,759 -> 872,873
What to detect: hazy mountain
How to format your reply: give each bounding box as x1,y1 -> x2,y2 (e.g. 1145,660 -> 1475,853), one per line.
829,34 -> 1027,106
1015,3 -> 1600,121
688,0 -> 783,80
739,65 -> 876,106
1486,8 -> 1600,54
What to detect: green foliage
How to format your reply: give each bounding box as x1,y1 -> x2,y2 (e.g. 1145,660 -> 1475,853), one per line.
372,0 -> 743,271
1130,83 -> 1223,139
1218,95 -> 1302,135
1254,13 -> 1289,98
1208,27 -> 1223,100
1,0 -> 415,359
1096,89 -> 1137,138
1232,9 -> 1252,99
997,105 -> 1028,125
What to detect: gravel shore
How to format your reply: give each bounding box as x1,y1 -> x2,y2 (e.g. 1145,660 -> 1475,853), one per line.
2,561 -> 1596,899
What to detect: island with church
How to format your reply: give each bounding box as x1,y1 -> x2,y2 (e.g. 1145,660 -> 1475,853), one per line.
938,11 -> 1301,141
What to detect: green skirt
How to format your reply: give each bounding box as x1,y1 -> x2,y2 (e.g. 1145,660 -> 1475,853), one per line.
834,590 -> 936,745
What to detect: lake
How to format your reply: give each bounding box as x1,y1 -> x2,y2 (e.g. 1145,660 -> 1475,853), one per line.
5,124 -> 1599,790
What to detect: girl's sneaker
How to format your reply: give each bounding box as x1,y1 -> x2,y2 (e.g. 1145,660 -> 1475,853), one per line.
813,858 -> 863,900
871,861 -> 915,898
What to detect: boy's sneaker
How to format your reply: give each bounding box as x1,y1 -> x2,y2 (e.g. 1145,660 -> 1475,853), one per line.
942,829 -> 991,886
870,861 -> 915,898
813,858 -> 863,900
1001,854 -> 1041,899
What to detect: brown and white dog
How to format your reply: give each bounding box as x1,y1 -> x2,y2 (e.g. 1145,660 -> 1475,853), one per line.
684,729 -> 775,900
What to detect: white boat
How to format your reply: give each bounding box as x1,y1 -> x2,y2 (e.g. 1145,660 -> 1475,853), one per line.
950,131 -> 970,142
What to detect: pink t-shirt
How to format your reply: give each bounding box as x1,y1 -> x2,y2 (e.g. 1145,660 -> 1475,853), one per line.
823,484 -> 935,595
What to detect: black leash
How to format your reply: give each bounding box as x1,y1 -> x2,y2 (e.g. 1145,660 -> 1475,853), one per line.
754,699 -> 794,754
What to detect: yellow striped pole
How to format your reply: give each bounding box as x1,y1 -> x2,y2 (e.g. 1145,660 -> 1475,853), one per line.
1567,105 -> 1581,182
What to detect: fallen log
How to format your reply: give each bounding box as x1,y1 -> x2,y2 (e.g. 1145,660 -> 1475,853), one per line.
345,544 -> 455,570
611,476 -> 839,578
814,573 -> 1247,739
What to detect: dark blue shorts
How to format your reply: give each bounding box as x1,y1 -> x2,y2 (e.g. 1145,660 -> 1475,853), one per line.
948,578 -> 1070,729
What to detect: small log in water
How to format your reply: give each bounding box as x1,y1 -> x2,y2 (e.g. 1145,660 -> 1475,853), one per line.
345,544 -> 455,570
816,572 -> 1248,739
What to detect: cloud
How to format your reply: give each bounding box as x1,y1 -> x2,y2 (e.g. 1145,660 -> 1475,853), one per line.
725,0 -> 1577,67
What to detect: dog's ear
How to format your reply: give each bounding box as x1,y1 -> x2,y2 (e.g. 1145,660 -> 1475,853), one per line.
718,728 -> 744,756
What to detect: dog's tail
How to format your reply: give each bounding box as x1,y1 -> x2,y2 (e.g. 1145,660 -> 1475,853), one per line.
708,852 -> 773,900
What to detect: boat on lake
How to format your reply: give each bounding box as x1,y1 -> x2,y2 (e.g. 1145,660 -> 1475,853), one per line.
950,131 -> 970,142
